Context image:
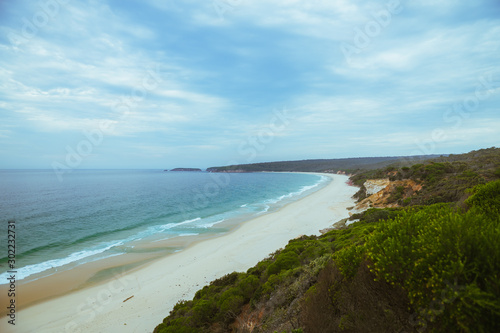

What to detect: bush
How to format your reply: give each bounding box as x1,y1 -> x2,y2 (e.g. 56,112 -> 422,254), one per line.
465,180 -> 500,217
238,274 -> 260,299
213,272 -> 239,287
267,251 -> 300,275
154,318 -> 199,333
360,208 -> 402,224
365,204 -> 500,331
333,244 -> 364,279
192,299 -> 217,324
218,292 -> 245,321
495,167 -> 500,178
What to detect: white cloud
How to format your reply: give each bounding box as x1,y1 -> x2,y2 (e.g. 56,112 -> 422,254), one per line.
0,0 -> 232,140
1,0 -> 499,168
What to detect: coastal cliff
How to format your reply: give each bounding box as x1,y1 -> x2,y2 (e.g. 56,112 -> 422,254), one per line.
349,178 -> 422,215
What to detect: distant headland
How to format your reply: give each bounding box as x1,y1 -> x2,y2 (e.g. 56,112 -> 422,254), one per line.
166,168 -> 203,172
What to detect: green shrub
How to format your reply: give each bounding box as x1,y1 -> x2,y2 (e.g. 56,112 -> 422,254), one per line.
247,259 -> 271,277
154,318 -> 199,333
333,244 -> 364,279
213,272 -> 239,286
192,299 -> 217,324
361,208 -> 402,224
391,185 -> 405,201
259,273 -> 282,297
170,300 -> 192,317
267,251 -> 300,275
218,293 -> 245,320
465,180 -> 500,216
238,274 -> 260,299
365,204 -> 500,331
495,167 -> 500,178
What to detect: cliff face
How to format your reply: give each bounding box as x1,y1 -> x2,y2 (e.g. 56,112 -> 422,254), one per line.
364,178 -> 391,195
350,179 -> 422,215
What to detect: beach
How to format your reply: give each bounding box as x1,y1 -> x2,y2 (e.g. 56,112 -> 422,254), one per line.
1,173 -> 357,333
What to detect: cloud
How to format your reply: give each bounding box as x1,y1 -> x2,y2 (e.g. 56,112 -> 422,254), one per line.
0,0 -> 499,168
0,1 -> 232,141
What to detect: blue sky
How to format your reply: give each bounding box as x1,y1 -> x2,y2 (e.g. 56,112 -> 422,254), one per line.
1,0 -> 499,170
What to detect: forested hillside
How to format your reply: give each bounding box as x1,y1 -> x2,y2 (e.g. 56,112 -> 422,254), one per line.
206,155 -> 439,173
154,148 -> 500,333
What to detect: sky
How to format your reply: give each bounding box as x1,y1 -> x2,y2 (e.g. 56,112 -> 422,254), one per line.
0,0 -> 499,170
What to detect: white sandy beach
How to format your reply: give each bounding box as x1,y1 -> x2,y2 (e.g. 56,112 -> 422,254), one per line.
2,174 -> 357,333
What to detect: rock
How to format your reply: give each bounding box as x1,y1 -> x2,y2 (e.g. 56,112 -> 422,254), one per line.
364,179 -> 391,196
351,179 -> 422,214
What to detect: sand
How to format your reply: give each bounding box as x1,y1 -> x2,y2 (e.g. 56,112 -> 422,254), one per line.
1,174 -> 357,333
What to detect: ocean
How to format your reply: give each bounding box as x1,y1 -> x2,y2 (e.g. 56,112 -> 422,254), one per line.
0,170 -> 328,284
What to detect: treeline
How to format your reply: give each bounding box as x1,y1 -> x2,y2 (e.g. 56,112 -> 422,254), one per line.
207,155 -> 439,173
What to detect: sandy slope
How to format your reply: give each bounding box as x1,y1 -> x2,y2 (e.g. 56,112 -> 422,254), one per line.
2,174 -> 357,333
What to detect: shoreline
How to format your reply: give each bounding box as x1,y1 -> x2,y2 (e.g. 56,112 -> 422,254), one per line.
0,230 -> 231,315
1,173 -> 357,333
0,172 -> 329,313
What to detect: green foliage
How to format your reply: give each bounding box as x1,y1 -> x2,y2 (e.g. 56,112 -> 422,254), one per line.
154,319 -> 199,333
192,299 -> 217,324
495,167 -> 500,178
218,290 -> 244,321
365,204 -> 500,331
238,274 -> 260,299
465,180 -> 500,217
333,243 -> 364,279
267,250 -> 300,275
350,207 -> 402,224
212,271 -> 239,286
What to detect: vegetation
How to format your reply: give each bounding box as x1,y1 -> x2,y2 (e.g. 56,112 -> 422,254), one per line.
206,155 -> 438,174
352,147 -> 500,204
155,148 -> 500,333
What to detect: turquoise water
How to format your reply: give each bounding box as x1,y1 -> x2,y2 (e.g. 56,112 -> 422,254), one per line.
0,170 -> 328,283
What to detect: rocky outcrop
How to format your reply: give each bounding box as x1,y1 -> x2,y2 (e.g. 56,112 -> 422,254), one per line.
350,179 -> 422,215
364,179 -> 391,195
